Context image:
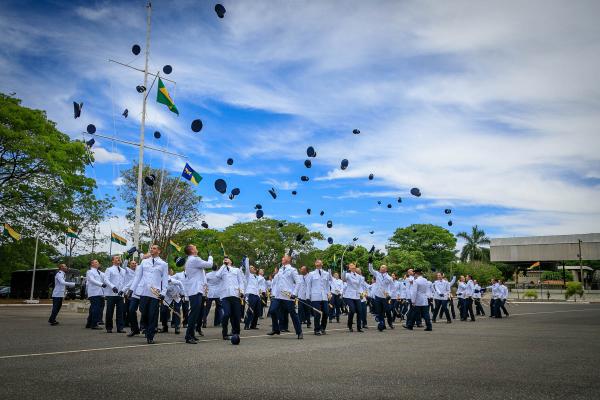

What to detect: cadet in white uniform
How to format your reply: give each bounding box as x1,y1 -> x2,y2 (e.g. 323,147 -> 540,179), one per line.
159,269 -> 185,334
341,263 -> 364,332
329,273 -> 344,323
404,269 -> 433,331
457,276 -> 467,320
258,269 -> 267,318
243,258 -> 261,330
305,259 -> 332,335
85,259 -> 106,330
473,280 -> 485,316
297,266 -> 312,328
203,267 -> 223,328
499,281 -> 509,317
103,255 -> 127,333
463,275 -> 476,321
214,257 -> 245,341
432,273 -> 455,323
123,260 -> 143,335
48,264 -> 75,325
268,254 -> 303,339
488,279 -> 503,318
357,269 -> 369,328
180,244 -> 213,344
368,261 -> 393,330
128,245 -> 169,344
171,270 -> 189,328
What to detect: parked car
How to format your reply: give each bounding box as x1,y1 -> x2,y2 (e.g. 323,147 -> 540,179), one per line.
0,286 -> 10,298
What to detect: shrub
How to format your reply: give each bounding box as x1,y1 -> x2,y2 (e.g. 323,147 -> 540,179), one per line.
524,289 -> 538,299
565,282 -> 584,301
541,270 -> 573,281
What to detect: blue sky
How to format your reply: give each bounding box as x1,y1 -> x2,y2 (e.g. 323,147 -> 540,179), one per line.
1,0 -> 599,253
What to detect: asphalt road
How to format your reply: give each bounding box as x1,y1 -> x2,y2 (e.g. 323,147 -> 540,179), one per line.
1,302 -> 599,399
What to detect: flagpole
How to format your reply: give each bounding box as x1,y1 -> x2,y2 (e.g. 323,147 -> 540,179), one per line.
109,232 -> 113,257
133,0 -> 152,256
26,231 -> 41,304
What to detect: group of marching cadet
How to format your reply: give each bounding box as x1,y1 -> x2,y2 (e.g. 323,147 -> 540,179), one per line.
48,243 -> 511,345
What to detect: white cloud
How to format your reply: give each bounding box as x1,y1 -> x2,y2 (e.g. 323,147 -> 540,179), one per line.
262,178 -> 298,191
92,147 -> 127,164
203,203 -> 233,209
200,212 -> 256,230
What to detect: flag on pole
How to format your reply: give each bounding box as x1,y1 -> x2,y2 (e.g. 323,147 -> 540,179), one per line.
110,231 -> 127,246
181,163 -> 202,185
220,241 -> 227,257
169,240 -> 181,252
156,78 -> 179,115
528,261 -> 541,270
2,223 -> 21,241
66,227 -> 79,239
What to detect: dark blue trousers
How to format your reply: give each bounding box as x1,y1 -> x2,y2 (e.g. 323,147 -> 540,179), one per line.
360,301 -> 368,326
221,296 -> 241,337
161,301 -> 181,329
329,294 -> 342,321
139,296 -> 159,341
433,299 -> 451,322
128,296 -> 141,333
344,298 -> 362,329
105,296 -> 124,331
311,300 -> 329,332
272,299 -> 302,335
203,297 -> 222,326
298,299 -> 312,325
86,296 -> 103,328
49,297 -> 63,323
186,293 -> 203,340
407,305 -> 432,330
244,294 -> 260,329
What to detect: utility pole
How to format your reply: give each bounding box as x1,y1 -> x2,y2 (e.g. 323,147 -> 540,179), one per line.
578,239 -> 584,289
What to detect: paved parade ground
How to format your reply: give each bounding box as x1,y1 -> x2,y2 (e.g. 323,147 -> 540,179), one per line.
1,302 -> 599,399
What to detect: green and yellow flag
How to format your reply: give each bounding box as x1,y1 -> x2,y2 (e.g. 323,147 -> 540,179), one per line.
3,223 -> 21,241
169,240 -> 181,253
156,78 -> 179,115
111,231 -> 127,246
66,227 -> 79,239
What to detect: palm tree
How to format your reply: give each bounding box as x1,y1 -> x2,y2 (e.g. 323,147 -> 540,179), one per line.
456,225 -> 491,262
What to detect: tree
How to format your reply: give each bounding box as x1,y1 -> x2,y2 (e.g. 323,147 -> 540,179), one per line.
119,164 -> 202,252
387,224 -> 457,270
451,261 -> 502,285
0,238 -> 59,284
456,225 -> 491,262
385,249 -> 430,274
0,93 -> 96,242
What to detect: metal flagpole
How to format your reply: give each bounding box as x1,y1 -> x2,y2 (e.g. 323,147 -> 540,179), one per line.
133,1 -> 152,255
26,231 -> 41,304
109,232 -> 113,257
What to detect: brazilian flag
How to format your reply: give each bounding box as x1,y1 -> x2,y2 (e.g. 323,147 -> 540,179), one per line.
111,231 -> 127,246
169,240 -> 181,253
156,78 -> 179,115
66,227 -> 79,239
3,223 -> 21,241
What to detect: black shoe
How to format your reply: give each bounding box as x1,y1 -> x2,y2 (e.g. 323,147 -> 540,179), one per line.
106,330 -> 112,333
159,328 -> 167,333
127,331 -> 139,337
192,336 -> 200,341
91,326 -> 103,330
117,330 -> 126,333
250,327 -> 259,330
175,328 -> 180,334
197,331 -> 204,337
321,330 -> 326,335
85,325 -> 91,329
363,325 -> 369,329
186,338 -> 197,344
389,324 -> 394,330
147,339 -> 155,344
307,324 -> 311,328
244,326 -> 249,330
357,328 -> 364,333
336,317 -> 340,323
267,331 -> 280,336
348,327 -> 354,332
202,322 -> 207,329
416,324 -> 423,328
314,331 -> 321,336
403,325 -> 413,330
49,321 -> 59,326
98,322 -> 104,326
424,328 -> 432,331
297,333 -> 303,340
223,335 -> 231,341
447,320 -> 452,323
282,329 -> 290,333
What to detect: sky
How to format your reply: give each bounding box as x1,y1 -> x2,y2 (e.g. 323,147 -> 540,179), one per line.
1,0 -> 599,254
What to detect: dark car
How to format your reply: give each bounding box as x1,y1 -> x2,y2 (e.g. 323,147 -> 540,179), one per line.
0,286 -> 10,298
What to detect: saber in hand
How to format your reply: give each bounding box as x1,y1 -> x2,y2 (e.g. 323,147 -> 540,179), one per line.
150,287 -> 182,320
281,290 -> 323,316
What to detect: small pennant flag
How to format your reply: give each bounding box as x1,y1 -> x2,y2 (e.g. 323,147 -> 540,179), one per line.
110,231 -> 127,246
169,240 -> 181,252
3,223 -> 21,241
66,227 -> 79,239
156,78 -> 179,115
528,261 -> 541,270
220,241 -> 227,257
181,163 -> 202,185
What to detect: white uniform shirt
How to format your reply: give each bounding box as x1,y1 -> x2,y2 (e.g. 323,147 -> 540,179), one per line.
104,265 -> 127,296
305,268 -> 332,302
390,280 -> 400,299
457,281 -> 467,299
183,255 -> 213,297
205,270 -> 222,299
368,264 -> 393,298
52,270 -> 75,297
258,275 -> 267,294
359,276 -> 368,303
275,264 -> 302,300
473,284 -> 482,299
464,279 -> 475,297
399,279 -> 409,299
500,285 -> 509,300
171,272 -> 188,298
341,270 -> 362,300
411,276 -> 430,306
243,260 -> 260,296
433,279 -> 451,300
164,278 -> 185,304
86,268 -> 105,297
129,256 -> 169,298
330,278 -> 344,296
214,264 -> 245,299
